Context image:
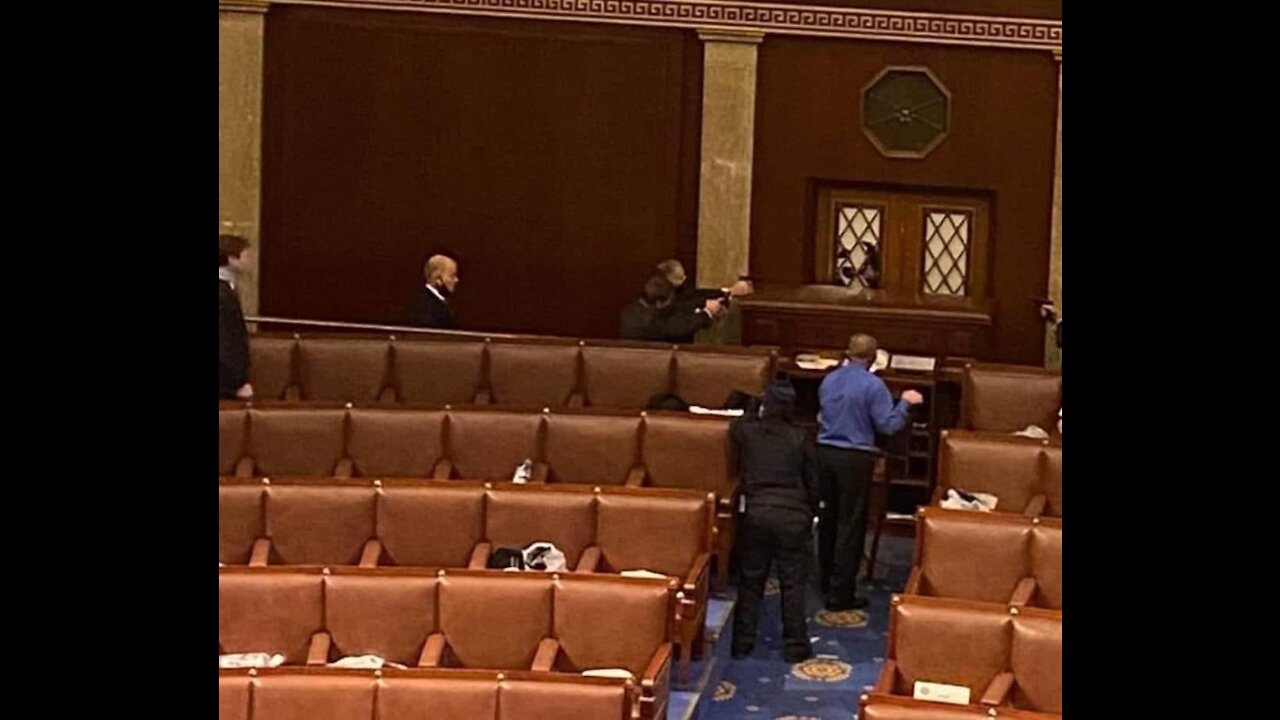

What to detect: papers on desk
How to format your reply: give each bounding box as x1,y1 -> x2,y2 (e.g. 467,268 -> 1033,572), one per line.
889,354 -> 937,372
794,353 -> 840,370
871,349 -> 890,374
689,406 -> 745,417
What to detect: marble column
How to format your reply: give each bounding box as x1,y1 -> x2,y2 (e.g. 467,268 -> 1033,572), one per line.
219,0 -> 269,315
1045,52 -> 1062,368
695,29 -> 763,344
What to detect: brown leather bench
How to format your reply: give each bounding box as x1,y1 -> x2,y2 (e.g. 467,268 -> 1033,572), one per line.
219,404 -> 740,587
858,694 -> 1061,719
934,430 -> 1062,519
221,667 -> 642,720
962,363 -> 1061,434
218,478 -> 714,684
905,508 -> 1062,610
218,568 -> 672,718
247,331 -> 776,410
867,595 -> 1062,718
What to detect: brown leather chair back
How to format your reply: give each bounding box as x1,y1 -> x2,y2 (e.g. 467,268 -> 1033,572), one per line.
485,486 -> 596,568
220,408 -> 247,475
1011,611 -> 1063,713
1042,443 -> 1062,517
1030,520 -> 1062,610
889,598 -> 1012,697
499,679 -> 628,720
596,492 -> 708,577
220,482 -> 264,564
641,415 -> 733,497
552,576 -> 669,676
438,574 -> 552,670
917,509 -> 1032,603
265,484 -> 376,566
323,572 -> 438,666
296,338 -> 390,402
248,409 -> 347,476
447,410 -> 543,480
580,346 -> 673,408
249,336 -> 297,401
673,351 -> 770,408
347,409 -> 446,477
487,343 -> 580,407
378,674 -> 497,719
219,673 -> 251,720
377,483 -> 486,567
963,363 -> 1061,433
938,431 -> 1044,513
252,674 -> 377,720
219,570 -> 323,664
543,414 -> 641,485
393,340 -> 485,404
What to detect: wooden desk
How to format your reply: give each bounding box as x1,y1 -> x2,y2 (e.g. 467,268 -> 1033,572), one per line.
739,284 -> 993,359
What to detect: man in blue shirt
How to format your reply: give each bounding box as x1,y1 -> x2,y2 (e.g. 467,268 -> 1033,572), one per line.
817,333 -> 923,610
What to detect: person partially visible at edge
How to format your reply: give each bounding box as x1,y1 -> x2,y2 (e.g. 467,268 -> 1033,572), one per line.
412,254 -> 460,329
815,333 -> 923,611
219,234 -> 253,400
618,274 -> 724,344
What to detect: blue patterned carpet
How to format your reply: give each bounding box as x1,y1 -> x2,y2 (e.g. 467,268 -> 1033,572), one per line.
671,535 -> 914,720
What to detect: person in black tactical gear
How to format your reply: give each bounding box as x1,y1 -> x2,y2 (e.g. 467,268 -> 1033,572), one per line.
729,379 -> 820,664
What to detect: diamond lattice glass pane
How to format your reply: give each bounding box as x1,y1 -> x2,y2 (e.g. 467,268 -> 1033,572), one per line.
923,210 -> 970,297
833,204 -> 882,289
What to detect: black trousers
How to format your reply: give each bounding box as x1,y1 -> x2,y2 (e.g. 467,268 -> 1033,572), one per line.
731,505 -> 813,658
817,445 -> 877,603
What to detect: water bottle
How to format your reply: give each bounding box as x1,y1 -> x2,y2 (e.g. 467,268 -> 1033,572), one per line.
512,459 -> 533,484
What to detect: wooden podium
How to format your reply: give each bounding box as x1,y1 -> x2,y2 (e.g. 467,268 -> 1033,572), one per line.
738,284 -> 993,360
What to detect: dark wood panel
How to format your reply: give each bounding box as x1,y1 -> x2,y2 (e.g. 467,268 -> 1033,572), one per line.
750,37 -> 1058,364
259,8 -> 702,339
740,284 -> 991,359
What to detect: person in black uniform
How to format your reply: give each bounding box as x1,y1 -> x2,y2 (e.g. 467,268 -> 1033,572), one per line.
656,258 -> 754,313
729,379 -> 819,664
619,274 -> 724,343
412,254 -> 459,329
219,234 -> 253,400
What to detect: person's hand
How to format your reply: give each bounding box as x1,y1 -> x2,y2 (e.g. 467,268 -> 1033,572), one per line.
728,280 -> 754,297
704,298 -> 725,317
236,383 -> 254,399
901,389 -> 924,405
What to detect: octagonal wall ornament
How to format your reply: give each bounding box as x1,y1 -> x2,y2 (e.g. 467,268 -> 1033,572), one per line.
861,66 -> 951,159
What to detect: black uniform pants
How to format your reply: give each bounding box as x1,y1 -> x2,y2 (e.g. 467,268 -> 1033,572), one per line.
731,505 -> 813,659
817,445 -> 877,603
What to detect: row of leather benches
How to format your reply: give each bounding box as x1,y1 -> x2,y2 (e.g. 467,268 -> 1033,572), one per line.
906,507 -> 1062,610
220,668 -> 641,720
246,332 -> 775,409
859,595 -> 1062,719
936,430 -> 1062,518
220,568 -> 674,718
220,479 -> 713,679
218,404 -> 739,585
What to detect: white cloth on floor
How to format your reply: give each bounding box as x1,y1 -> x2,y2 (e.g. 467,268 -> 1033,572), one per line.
1012,425 -> 1050,439
522,542 -> 567,572
939,489 -> 998,512
582,668 -> 634,680
619,569 -> 669,580
327,655 -> 406,670
219,653 -> 285,669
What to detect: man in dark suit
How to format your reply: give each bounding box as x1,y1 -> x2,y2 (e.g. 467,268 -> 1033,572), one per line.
219,234 -> 253,400
412,254 -> 459,329
619,274 -> 723,343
